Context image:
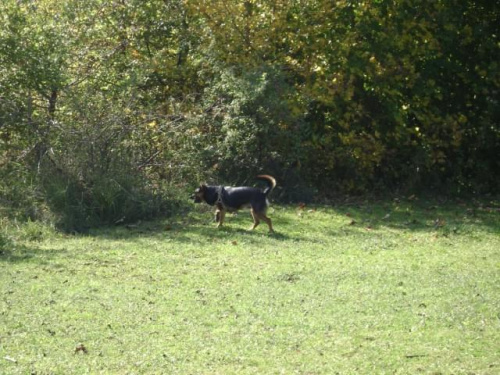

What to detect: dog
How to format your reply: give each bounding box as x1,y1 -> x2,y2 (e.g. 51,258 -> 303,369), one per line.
191,175 -> 276,233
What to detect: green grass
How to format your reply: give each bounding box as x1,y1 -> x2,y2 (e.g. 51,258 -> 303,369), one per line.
1,199 -> 499,374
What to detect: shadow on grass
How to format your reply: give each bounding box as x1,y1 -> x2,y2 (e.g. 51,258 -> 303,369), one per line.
80,207 -> 301,247
14,198 -> 495,247
0,241 -> 60,264
331,198 -> 499,235
93,218 -> 294,243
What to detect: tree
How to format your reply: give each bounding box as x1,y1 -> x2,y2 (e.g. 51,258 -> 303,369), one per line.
1,0 -> 498,229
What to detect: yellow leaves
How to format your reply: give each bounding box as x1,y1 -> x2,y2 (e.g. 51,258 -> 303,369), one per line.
432,150 -> 447,165
285,55 -> 299,66
313,65 -> 323,73
130,49 -> 141,59
344,84 -> 355,101
458,114 -> 468,125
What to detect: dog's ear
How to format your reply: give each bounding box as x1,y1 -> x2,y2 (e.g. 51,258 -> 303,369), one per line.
200,184 -> 207,191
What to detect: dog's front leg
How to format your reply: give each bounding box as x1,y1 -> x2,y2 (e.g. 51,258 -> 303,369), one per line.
215,205 -> 225,227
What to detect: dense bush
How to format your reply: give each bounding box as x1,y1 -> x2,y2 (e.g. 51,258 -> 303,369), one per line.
1,0 -> 498,229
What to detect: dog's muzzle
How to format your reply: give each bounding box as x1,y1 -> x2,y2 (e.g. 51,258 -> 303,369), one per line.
190,194 -> 202,203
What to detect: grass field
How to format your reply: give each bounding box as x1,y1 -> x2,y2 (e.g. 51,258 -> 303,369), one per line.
1,199 -> 499,374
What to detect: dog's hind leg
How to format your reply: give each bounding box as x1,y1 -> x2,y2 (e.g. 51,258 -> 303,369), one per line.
250,209 -> 260,230
259,212 -> 274,233
252,210 -> 274,233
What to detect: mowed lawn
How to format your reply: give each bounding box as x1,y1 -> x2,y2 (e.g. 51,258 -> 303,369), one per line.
1,199 -> 499,374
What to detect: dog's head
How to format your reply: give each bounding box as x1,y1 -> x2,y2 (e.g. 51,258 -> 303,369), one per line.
191,184 -> 207,203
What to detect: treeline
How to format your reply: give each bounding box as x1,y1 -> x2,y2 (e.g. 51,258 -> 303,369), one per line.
0,0 -> 498,230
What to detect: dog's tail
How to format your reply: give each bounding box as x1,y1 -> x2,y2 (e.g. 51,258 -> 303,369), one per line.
256,175 -> 276,196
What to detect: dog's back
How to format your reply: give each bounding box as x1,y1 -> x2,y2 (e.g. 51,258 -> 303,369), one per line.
223,187 -> 267,212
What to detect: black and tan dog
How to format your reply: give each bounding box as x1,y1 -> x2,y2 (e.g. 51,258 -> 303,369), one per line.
192,175 -> 276,233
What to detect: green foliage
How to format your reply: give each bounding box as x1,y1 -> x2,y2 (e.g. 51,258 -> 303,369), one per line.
0,234 -> 8,253
192,65 -> 303,184
1,0 -> 498,229
16,219 -> 56,242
